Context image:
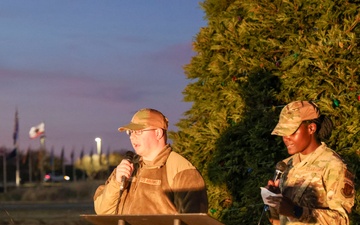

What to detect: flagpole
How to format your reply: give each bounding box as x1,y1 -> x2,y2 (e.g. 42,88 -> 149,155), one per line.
40,135 -> 46,182
61,147 -> 65,175
80,147 -> 85,180
50,147 -> 54,178
71,148 -> 76,182
29,122 -> 45,182
15,146 -> 20,187
28,149 -> 32,183
14,109 -> 20,187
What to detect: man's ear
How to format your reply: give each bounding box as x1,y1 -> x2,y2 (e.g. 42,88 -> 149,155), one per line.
156,128 -> 164,139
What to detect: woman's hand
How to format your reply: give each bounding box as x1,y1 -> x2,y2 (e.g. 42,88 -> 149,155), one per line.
266,179 -> 281,194
266,195 -> 296,217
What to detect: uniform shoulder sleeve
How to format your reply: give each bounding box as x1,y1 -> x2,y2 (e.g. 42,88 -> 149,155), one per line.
93,169 -> 122,214
166,151 -> 196,187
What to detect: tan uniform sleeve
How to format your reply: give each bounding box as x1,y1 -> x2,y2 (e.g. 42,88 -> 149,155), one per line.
93,169 -> 122,214
172,169 -> 208,213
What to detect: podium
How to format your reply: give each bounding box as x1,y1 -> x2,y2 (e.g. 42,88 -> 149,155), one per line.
80,213 -> 224,225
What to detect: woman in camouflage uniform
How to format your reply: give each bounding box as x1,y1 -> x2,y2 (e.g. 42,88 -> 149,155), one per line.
266,100 -> 355,225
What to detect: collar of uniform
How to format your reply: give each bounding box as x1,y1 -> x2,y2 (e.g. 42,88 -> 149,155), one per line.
293,142 -> 327,167
140,144 -> 171,168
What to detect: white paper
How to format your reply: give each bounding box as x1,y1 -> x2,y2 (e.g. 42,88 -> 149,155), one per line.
260,187 -> 282,207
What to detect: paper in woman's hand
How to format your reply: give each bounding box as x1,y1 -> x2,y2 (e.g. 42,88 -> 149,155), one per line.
260,187 -> 282,207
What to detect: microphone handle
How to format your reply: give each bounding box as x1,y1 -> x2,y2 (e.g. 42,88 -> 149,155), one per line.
120,156 -> 134,194
273,170 -> 282,182
119,157 -> 134,191
120,175 -> 126,191
115,153 -> 135,214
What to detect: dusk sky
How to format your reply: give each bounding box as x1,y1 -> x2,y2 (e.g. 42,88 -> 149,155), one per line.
0,1 -> 206,162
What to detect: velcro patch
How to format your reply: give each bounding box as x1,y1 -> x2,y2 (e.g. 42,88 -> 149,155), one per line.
341,169 -> 355,198
341,182 -> 354,198
139,177 -> 161,186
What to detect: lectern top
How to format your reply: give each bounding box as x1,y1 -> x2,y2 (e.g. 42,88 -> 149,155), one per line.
81,213 -> 224,225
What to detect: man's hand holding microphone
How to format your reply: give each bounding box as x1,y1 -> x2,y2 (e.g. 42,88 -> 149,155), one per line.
116,151 -> 136,192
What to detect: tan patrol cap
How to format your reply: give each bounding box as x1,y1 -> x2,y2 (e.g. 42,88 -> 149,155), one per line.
118,108 -> 168,131
271,100 -> 320,136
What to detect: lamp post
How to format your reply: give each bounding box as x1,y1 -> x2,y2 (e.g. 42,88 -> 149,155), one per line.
95,137 -> 102,165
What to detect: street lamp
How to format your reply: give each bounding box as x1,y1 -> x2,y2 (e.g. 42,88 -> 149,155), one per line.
95,137 -> 102,164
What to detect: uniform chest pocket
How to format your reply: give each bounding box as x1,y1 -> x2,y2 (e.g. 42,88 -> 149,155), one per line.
283,169 -> 324,206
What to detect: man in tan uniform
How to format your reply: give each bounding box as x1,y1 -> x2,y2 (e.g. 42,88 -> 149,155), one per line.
93,108 -> 208,215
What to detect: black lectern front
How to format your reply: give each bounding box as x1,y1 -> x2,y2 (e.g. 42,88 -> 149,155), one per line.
80,213 -> 224,225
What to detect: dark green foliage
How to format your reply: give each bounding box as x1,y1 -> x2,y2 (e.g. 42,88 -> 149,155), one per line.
170,0 -> 360,224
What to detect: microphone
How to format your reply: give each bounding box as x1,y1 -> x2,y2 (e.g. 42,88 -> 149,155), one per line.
258,161 -> 287,225
115,151 -> 137,214
258,161 -> 288,225
120,151 -> 136,192
273,161 -> 287,182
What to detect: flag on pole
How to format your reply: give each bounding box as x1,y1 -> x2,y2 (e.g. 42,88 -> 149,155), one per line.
13,109 -> 19,145
29,122 -> 45,139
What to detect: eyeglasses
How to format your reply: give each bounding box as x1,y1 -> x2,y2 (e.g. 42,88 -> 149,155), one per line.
126,129 -> 157,136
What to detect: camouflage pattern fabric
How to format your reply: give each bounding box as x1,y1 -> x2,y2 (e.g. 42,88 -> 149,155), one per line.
272,101 -> 320,137
273,143 -> 355,224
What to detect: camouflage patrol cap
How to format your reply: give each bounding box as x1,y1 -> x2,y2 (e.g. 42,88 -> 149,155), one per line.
271,100 -> 320,136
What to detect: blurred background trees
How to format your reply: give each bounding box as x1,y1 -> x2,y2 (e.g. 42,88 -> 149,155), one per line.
1,146 -> 128,186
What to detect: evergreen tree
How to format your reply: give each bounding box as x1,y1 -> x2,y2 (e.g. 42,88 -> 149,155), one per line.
170,0 -> 360,224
